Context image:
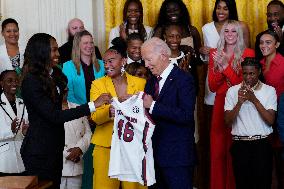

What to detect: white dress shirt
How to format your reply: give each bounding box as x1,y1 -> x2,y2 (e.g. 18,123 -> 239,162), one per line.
127,56 -> 142,64
149,63 -> 174,113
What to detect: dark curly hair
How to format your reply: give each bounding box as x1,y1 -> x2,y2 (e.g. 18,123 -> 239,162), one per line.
154,0 -> 191,34
212,0 -> 238,22
108,37 -> 128,58
123,0 -> 147,41
22,33 -> 57,102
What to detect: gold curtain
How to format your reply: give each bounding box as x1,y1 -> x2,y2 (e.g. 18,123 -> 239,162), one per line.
104,0 -> 284,48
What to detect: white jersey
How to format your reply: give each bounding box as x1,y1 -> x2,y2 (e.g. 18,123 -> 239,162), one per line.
109,92 -> 156,186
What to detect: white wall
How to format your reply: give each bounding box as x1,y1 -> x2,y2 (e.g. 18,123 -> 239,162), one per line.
0,0 -> 102,49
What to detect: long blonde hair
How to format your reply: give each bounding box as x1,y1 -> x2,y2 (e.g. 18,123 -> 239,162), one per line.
72,30 -> 100,75
216,20 -> 245,73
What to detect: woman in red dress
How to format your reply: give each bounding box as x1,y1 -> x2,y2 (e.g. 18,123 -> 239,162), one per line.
208,20 -> 254,189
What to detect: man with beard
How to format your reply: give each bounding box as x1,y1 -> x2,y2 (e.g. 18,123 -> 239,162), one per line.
59,18 -> 102,66
255,0 -> 284,60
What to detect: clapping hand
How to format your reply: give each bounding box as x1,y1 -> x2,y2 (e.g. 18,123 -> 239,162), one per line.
243,85 -> 257,104
11,118 -> 18,133
179,52 -> 192,72
94,93 -> 112,108
272,22 -> 283,42
119,23 -> 127,41
22,119 -> 29,136
238,84 -> 257,104
238,86 -> 248,104
213,51 -> 229,72
199,46 -> 211,55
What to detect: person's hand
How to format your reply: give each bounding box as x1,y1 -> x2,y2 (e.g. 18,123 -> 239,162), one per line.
118,94 -> 132,102
179,52 -> 191,72
213,51 -> 229,71
66,147 -> 82,163
143,94 -> 153,109
199,46 -> 211,55
272,22 -> 283,42
11,118 -> 18,133
109,105 -> 115,119
244,86 -> 258,104
94,93 -> 111,108
119,23 -> 127,41
21,119 -> 29,136
238,86 -> 248,104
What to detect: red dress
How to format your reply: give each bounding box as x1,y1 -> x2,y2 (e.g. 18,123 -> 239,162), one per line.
209,48 -> 255,189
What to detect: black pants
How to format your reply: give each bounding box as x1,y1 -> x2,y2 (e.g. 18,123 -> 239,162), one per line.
231,138 -> 272,189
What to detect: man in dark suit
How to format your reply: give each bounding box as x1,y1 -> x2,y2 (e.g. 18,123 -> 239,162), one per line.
141,37 -> 196,189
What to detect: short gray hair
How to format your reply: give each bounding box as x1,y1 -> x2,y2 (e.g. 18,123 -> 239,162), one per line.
142,37 -> 171,57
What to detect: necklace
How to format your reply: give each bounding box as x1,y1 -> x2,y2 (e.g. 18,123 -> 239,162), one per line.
251,80 -> 262,91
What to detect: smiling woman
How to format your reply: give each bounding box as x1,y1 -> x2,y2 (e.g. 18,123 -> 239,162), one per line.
90,37 -> 146,189
0,18 -> 25,75
20,33 -> 111,189
0,70 -> 28,176
108,0 -> 152,48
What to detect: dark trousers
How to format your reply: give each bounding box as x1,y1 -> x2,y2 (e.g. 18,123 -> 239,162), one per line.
150,165 -> 194,189
231,138 -> 272,189
22,153 -> 62,189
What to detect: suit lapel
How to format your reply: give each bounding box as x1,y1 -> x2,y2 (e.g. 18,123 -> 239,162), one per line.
1,93 -> 16,120
158,66 -> 178,100
126,73 -> 137,94
105,73 -> 137,98
105,76 -> 117,97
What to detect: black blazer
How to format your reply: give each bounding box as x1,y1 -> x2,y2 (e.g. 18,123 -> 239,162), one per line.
20,73 -> 90,184
145,66 -> 196,167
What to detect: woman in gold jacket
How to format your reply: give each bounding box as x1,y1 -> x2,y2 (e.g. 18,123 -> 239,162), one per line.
90,38 -> 146,189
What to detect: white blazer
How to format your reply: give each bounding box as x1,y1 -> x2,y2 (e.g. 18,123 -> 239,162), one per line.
0,93 -> 28,173
0,43 -> 25,74
62,101 -> 92,176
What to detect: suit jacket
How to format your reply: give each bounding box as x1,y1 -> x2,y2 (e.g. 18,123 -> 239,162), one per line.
20,73 -> 91,181
0,93 -> 28,173
90,73 -> 146,147
145,66 -> 196,167
62,102 -> 92,177
63,60 -> 105,105
0,43 -> 25,73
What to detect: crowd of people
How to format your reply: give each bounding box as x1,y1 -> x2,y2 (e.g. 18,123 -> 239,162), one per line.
0,0 -> 283,189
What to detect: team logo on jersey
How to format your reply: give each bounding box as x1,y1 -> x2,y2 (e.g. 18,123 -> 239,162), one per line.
133,106 -> 140,113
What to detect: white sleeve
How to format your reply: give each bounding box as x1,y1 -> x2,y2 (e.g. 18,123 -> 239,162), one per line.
74,117 -> 92,154
224,87 -> 235,111
264,87 -> 277,111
